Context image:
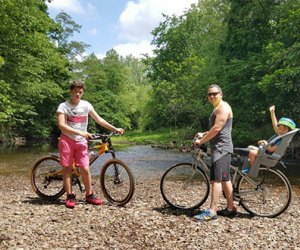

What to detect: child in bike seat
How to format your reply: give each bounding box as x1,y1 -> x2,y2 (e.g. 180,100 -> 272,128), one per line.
243,105 -> 296,174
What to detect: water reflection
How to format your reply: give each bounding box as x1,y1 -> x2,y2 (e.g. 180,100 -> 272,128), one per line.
0,144 -> 191,178
90,145 -> 191,178
1,144 -> 300,183
0,144 -> 58,175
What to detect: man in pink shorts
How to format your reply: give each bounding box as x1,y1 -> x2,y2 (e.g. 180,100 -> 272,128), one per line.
57,80 -> 124,208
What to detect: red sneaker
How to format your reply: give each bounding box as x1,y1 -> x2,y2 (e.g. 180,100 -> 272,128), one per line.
86,193 -> 103,205
65,194 -> 76,209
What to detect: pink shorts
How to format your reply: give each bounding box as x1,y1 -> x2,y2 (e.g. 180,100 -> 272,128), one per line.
58,134 -> 89,167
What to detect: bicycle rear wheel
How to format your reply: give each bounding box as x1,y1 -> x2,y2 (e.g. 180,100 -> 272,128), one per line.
30,156 -> 65,200
160,163 -> 210,210
237,167 -> 292,218
100,159 -> 135,206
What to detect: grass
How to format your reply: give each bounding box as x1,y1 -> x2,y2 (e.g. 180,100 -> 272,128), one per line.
112,128 -> 196,146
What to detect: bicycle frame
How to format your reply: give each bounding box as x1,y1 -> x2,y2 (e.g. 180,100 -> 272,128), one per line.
161,143 -> 292,217
192,148 -> 269,202
42,135 -> 115,192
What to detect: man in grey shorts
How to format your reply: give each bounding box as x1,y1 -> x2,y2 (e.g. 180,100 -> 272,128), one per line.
193,84 -> 237,222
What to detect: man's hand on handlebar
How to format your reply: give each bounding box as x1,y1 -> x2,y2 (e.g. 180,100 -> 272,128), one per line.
193,132 -> 204,146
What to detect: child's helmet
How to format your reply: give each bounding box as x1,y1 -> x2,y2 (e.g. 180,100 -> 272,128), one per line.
278,117 -> 296,130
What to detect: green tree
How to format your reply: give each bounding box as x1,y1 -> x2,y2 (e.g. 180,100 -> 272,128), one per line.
144,0 -> 229,130
123,56 -> 151,129
258,1 -> 300,120
0,0 -> 69,140
69,51 -> 151,132
52,11 -> 90,61
219,0 -> 300,144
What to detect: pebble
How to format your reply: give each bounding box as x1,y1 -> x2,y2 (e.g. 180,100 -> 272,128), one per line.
0,176 -> 299,249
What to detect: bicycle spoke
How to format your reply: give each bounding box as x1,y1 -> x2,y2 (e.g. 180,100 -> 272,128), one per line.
31,157 -> 65,200
100,159 -> 134,205
160,163 -> 209,210
237,168 -> 291,217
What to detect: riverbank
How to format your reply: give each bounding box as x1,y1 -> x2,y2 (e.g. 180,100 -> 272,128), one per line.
112,128 -> 194,147
1,175 -> 299,249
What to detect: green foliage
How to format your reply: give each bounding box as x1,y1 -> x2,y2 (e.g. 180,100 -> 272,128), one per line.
70,51 -> 151,132
0,0 -> 69,140
144,0 -> 300,145
219,0 -> 300,144
258,3 -> 300,119
144,0 -> 229,130
116,127 -> 196,145
1,0 -> 299,147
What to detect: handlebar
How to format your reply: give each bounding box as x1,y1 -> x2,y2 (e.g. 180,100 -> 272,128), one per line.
89,132 -> 120,142
192,145 -> 209,157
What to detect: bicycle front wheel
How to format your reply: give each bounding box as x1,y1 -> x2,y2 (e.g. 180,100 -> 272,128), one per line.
100,159 -> 135,206
30,156 -> 65,200
160,163 -> 210,210
237,167 -> 292,218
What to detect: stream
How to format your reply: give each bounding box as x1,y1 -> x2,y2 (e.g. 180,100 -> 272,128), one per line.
0,143 -> 299,184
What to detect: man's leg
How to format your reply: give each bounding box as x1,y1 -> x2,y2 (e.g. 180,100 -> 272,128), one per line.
193,181 -> 221,222
209,181 -> 222,212
222,180 -> 234,210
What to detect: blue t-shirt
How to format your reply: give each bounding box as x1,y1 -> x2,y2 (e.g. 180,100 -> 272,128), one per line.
266,135 -> 282,155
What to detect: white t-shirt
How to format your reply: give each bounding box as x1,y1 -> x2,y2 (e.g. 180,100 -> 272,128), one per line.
57,100 -> 94,141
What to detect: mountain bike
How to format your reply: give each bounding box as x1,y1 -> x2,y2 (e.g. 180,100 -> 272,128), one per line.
160,129 -> 299,218
30,133 -> 135,206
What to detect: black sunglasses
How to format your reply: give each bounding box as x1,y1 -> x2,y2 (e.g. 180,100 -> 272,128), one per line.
207,92 -> 220,97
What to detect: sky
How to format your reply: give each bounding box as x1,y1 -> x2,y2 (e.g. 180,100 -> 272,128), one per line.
47,0 -> 199,59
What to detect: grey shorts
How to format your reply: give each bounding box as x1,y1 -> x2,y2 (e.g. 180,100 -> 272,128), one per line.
210,153 -> 231,181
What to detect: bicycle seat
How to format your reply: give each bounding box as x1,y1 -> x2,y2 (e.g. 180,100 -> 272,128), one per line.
250,128 -> 299,177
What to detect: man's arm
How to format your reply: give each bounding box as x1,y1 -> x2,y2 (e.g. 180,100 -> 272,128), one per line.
195,104 -> 230,145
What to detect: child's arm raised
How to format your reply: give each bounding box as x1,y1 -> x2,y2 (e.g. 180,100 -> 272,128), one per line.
269,105 -> 279,134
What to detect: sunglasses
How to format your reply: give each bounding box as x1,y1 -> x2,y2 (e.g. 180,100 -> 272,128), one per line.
207,92 -> 220,97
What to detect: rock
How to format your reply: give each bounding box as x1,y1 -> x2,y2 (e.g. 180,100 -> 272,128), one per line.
0,176 -> 299,249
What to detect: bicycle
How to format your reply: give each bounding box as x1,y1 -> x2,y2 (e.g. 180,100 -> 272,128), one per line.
160,129 -> 299,218
30,133 -> 135,206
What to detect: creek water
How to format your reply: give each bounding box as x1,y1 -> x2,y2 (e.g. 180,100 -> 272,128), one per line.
0,144 -> 191,178
0,143 -> 299,184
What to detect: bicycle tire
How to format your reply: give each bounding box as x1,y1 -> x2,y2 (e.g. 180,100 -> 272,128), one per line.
160,163 -> 210,210
30,156 -> 65,200
100,159 -> 135,206
237,167 -> 292,218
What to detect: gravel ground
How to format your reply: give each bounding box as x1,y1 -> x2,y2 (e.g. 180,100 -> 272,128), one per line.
0,175 -> 300,249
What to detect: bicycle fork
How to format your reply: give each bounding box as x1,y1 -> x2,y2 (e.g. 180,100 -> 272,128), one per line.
113,163 -> 122,185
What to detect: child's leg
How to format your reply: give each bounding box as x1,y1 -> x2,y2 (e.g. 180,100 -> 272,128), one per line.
80,166 -> 103,205
249,149 -> 258,167
63,167 -> 73,194
248,145 -> 258,151
74,140 -> 91,194
80,166 -> 93,195
58,135 -> 75,195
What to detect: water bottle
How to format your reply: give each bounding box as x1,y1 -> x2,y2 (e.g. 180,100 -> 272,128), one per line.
89,151 -> 95,161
